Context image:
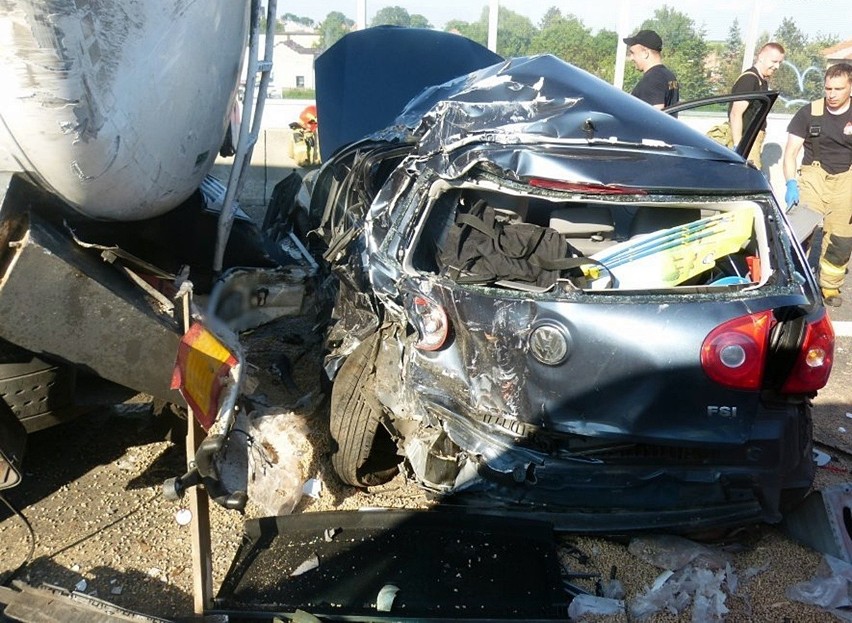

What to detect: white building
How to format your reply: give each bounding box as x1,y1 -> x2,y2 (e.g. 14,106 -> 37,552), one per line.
245,31 -> 320,94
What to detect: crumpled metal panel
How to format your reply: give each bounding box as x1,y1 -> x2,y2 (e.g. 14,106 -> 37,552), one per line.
0,206 -> 182,402
783,483 -> 852,563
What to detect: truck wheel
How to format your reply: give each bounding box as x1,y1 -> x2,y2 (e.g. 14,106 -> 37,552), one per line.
329,334 -> 401,487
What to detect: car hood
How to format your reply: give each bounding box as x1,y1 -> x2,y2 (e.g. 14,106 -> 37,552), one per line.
314,26 -> 502,160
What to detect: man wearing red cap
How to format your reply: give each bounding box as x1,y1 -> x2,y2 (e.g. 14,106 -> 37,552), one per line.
623,29 -> 679,110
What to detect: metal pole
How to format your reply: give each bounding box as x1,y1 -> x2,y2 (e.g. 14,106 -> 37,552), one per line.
742,0 -> 761,72
213,0 -> 277,274
356,0 -> 367,30
179,290 -> 213,615
613,0 -> 630,90
487,0 -> 498,53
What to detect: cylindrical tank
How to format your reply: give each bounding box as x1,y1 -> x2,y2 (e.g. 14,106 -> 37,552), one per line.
0,1 -> 249,220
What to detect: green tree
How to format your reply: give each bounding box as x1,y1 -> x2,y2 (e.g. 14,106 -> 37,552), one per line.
409,14 -> 432,29
444,6 -> 534,57
315,11 -> 354,51
714,19 -> 745,94
444,17 -> 487,46
528,10 -> 617,80
371,6 -> 432,29
496,7 -> 536,57
280,13 -> 315,28
539,7 -> 561,30
770,18 -> 839,110
529,11 -> 591,60
589,30 -> 619,83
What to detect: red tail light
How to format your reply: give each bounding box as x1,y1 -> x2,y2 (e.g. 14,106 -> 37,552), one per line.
701,311 -> 773,390
528,178 -> 646,195
780,311 -> 834,394
407,295 -> 449,351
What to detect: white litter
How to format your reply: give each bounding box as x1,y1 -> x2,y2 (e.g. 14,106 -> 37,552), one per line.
302,478 -> 322,499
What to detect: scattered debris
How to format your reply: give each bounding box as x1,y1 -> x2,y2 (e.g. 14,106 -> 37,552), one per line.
302,478 -> 322,499
216,408 -> 313,516
376,584 -> 399,612
814,449 -> 833,467
626,535 -> 736,621
175,508 -> 192,526
629,564 -> 736,621
568,593 -> 626,619
787,554 -> 852,615
627,534 -> 731,572
290,554 -> 320,577
323,527 -> 341,542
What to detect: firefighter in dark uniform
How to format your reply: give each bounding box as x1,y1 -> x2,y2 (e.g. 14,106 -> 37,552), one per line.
783,63 -> 852,306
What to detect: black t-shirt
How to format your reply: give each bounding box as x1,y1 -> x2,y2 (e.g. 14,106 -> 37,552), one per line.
730,68 -> 768,131
631,64 -> 679,108
787,101 -> 852,175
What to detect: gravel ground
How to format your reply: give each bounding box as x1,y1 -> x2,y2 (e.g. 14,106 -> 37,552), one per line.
1,311 -> 851,622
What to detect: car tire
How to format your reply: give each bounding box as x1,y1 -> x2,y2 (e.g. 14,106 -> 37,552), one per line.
329,334 -> 401,487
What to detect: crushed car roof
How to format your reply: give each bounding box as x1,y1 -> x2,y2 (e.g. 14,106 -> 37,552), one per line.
316,29 -> 771,194
397,54 -> 750,155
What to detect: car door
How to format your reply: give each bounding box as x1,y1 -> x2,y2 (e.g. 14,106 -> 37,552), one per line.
664,91 -> 778,159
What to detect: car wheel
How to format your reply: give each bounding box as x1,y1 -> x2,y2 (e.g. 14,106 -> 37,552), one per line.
329,334 -> 401,487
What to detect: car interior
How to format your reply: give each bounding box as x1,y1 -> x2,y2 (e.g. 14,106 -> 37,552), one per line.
406,186 -> 769,292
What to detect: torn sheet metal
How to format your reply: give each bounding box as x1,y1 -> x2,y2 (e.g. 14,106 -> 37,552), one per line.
0,203 -> 183,402
0,582 -> 170,623
207,266 -> 311,333
783,483 -> 852,564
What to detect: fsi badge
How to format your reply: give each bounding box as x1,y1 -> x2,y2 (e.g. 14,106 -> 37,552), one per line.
707,405 -> 739,418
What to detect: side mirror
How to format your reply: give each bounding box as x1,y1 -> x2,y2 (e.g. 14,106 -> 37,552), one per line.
0,402 -> 26,490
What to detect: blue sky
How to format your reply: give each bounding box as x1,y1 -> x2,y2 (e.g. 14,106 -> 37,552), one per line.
280,0 -> 848,41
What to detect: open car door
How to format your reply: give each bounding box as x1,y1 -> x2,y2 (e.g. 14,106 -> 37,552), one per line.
664,91 -> 779,159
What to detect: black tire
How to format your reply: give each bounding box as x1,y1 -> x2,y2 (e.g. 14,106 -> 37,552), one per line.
329,334 -> 401,487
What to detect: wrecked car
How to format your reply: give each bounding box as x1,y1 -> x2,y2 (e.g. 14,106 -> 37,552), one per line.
311,52 -> 835,533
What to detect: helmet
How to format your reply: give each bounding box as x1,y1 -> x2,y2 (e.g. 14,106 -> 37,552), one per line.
299,105 -> 318,132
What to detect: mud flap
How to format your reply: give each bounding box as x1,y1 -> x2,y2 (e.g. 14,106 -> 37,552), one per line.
215,510 -> 568,619
0,401 -> 26,490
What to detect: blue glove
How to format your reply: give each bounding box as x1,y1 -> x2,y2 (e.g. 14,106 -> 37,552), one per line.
785,179 -> 799,208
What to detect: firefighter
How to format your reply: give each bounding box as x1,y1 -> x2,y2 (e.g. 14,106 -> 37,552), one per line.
783,63 -> 852,307
299,104 -> 318,133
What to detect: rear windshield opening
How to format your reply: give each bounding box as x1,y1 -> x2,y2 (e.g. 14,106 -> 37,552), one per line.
407,186 -> 768,293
